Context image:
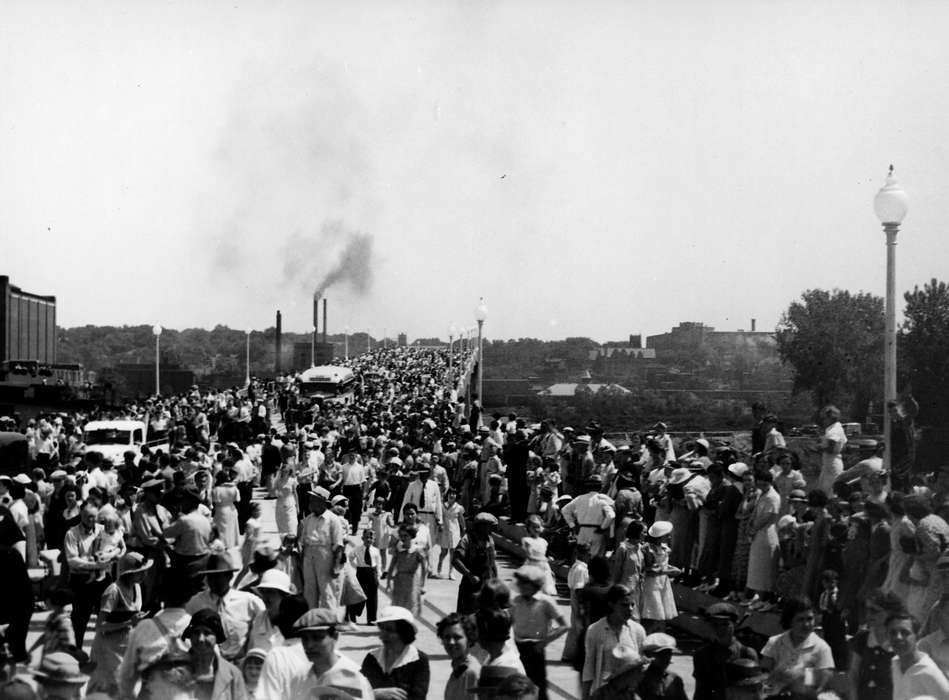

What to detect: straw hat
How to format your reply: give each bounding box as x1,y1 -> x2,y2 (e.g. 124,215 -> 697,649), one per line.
31,652 -> 89,686
647,521 -> 673,538
117,552 -> 153,578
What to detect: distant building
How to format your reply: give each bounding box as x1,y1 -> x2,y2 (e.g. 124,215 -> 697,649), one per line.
539,380 -> 632,398
0,276 -> 57,364
397,333 -> 407,347
589,347 -> 656,361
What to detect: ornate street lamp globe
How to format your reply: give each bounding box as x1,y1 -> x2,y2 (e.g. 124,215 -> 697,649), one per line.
874,165 -> 909,225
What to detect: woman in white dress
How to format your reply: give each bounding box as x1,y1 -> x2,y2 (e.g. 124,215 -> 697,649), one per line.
745,470 -> 781,611
272,461 -> 299,537
818,405 -> 847,496
212,469 -> 241,549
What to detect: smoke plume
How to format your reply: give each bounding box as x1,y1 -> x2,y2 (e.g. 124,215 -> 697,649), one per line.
313,229 -> 373,299
278,220 -> 374,301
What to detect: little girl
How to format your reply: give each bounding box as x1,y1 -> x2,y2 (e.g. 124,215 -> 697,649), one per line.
92,513 -> 126,581
438,490 -> 465,579
640,521 -> 679,633
386,523 -> 425,617
331,496 -> 351,537
521,515 -> 557,595
610,520 -> 645,615
369,497 -> 394,574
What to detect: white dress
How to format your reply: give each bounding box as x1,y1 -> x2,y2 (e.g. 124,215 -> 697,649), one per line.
640,542 -> 677,621
212,483 -> 241,548
521,536 -> 557,595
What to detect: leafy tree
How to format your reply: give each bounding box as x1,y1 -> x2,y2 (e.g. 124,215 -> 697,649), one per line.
901,278 -> 949,426
775,289 -> 884,421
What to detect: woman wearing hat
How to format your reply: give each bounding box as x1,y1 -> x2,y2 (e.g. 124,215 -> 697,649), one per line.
182,608 -> 248,700
87,552 -> 152,696
361,606 -> 430,700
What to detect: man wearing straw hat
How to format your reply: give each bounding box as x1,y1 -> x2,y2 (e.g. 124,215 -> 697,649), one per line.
185,551 -> 265,662
299,486 -> 346,617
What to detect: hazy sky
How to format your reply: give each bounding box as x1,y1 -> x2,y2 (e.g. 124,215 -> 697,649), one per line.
3,1 -> 949,342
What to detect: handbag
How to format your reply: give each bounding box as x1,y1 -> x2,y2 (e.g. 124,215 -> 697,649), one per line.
339,563 -> 367,607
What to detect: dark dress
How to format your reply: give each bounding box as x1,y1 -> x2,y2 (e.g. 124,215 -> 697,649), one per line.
0,506 -> 33,660
848,629 -> 892,700
454,534 -> 497,615
716,483 -> 742,591
361,647 -> 430,700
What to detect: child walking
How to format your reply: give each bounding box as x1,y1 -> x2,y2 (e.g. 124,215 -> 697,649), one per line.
348,528 -> 382,624
511,565 -> 568,700
641,521 -> 679,633
370,496 -> 394,575
386,523 -> 426,617
521,515 -> 557,595
438,489 -> 465,579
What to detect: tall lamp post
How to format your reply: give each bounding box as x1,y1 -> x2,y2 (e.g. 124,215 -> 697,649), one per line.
244,329 -> 252,387
873,165 -> 909,474
475,298 -> 488,405
152,324 -> 162,396
344,325 -> 351,360
448,323 -> 456,376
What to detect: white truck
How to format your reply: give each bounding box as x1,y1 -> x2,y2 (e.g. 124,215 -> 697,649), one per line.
82,419 -> 170,465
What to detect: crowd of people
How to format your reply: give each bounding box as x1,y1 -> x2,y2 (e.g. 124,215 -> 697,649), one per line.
0,347 -> 945,700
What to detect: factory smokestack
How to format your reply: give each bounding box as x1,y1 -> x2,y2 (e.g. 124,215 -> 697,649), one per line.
751,318 -> 756,332
275,310 -> 282,374
323,298 -> 328,346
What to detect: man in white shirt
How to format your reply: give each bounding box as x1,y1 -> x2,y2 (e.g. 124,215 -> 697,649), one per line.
299,487 -> 345,617
561,475 -> 615,557
184,552 -> 265,661
63,504 -> 111,647
340,452 -> 367,533
257,608 -> 373,700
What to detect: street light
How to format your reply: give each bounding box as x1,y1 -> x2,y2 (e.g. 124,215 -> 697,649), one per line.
344,325 -> 351,360
874,165 -> 909,475
448,323 -> 457,375
475,298 -> 488,408
152,324 -> 162,396
245,329 -> 252,387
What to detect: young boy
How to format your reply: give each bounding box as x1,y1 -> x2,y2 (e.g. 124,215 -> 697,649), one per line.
639,632 -> 689,700
438,612 -> 482,700
348,528 -> 382,624
511,565 -> 568,700
818,569 -> 848,670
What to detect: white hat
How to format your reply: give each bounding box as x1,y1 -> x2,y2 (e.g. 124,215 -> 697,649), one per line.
668,467 -> 692,486
642,632 -> 678,655
648,521 -> 673,538
695,438 -> 710,450
375,605 -> 417,631
308,486 -> 331,500
256,569 -> 294,595
727,462 -> 750,479
12,473 -> 31,485
331,494 -> 349,506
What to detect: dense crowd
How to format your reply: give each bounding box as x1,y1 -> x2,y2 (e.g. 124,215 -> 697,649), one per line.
0,347 -> 946,700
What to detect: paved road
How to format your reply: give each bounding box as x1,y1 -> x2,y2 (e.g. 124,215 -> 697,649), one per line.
252,492 -> 697,700
19,489 -> 696,699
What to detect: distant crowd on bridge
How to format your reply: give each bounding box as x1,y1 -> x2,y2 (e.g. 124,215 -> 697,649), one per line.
0,346 -> 945,700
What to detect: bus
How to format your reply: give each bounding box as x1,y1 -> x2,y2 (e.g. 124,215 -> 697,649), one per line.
296,365 -> 357,405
